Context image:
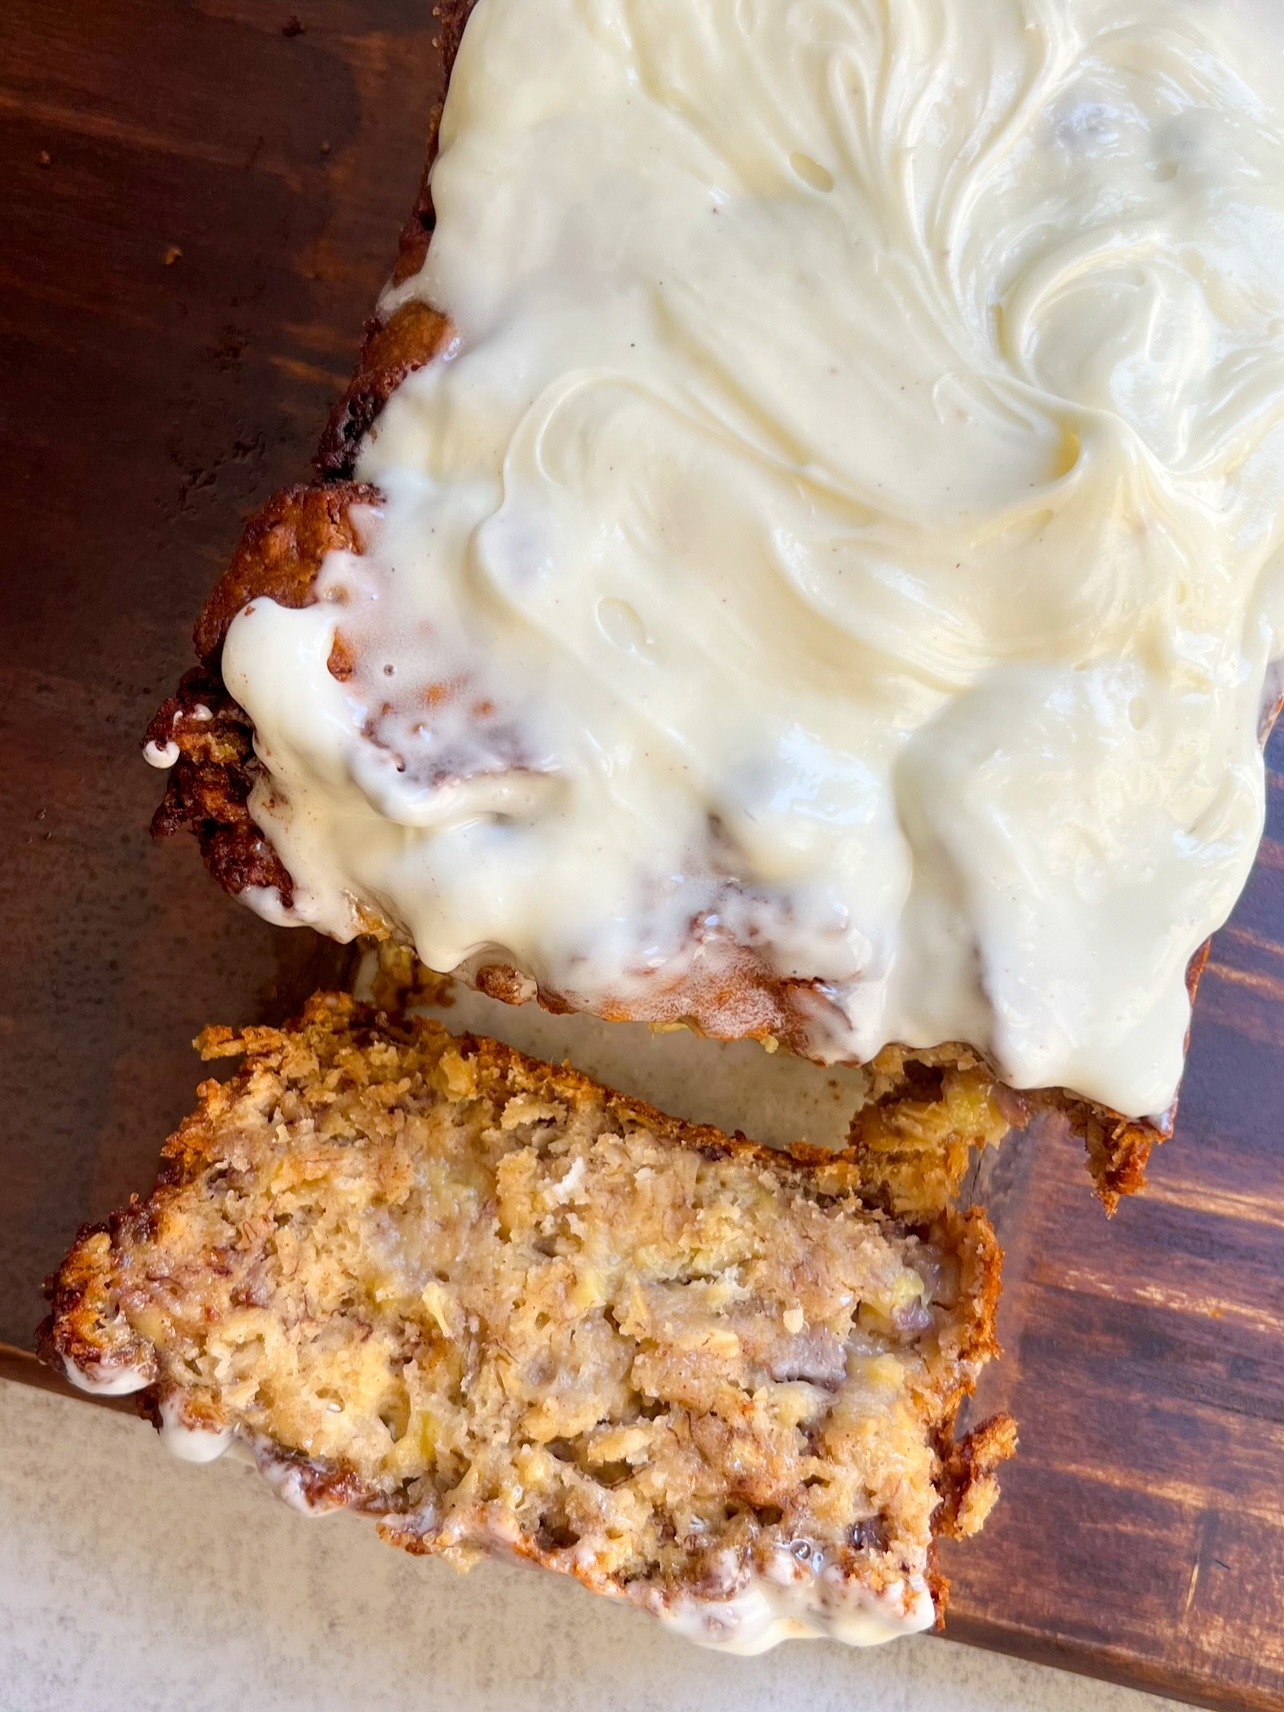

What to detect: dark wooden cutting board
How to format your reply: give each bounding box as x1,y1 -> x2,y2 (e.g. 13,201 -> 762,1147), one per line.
2,4 -> 1281,1706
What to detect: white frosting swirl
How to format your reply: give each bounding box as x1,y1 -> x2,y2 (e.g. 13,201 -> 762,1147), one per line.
222,0 -> 1284,1117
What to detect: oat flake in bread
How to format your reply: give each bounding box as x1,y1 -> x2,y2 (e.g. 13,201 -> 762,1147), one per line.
43,994 -> 1011,1652
148,0 -> 1284,1187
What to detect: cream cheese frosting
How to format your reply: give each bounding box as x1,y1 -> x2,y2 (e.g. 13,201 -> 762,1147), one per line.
216,0 -> 1284,1118
644,1548 -> 935,1652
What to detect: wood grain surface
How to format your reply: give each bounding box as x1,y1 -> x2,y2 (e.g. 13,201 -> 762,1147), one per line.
2,5 -> 1281,1708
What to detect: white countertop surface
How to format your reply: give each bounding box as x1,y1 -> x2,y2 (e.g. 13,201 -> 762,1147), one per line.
0,1378 -> 1174,1712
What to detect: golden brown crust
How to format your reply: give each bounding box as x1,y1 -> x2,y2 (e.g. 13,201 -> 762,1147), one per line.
192,482 -> 379,666
43,1221 -> 159,1394
387,161 -> 437,290
1044,940 -> 1211,1213
145,666 -> 295,904
318,302 -> 458,478
316,2 -> 474,475
935,1413 -> 1020,1541
431,0 -> 482,73
477,951 -> 840,1060
920,1409 -> 1020,1625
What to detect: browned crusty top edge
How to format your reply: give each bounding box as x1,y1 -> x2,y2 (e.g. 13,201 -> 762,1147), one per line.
38,991 -> 1013,1627
144,0 -> 1216,1210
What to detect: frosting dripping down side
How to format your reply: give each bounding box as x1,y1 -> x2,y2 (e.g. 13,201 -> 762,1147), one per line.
221,0 -> 1284,1117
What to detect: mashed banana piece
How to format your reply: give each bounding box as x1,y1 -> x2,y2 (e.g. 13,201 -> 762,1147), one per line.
44,993 -> 1010,1651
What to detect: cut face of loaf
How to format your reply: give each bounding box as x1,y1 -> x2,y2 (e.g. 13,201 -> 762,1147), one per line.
42,993 -> 1013,1652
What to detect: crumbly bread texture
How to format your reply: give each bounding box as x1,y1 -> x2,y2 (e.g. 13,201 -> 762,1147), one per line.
141,0 -> 1196,1210
365,941 -> 1018,1222
42,994 -> 1012,1646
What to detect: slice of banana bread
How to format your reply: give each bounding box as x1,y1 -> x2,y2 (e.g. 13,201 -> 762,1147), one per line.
42,992 -> 1012,1652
